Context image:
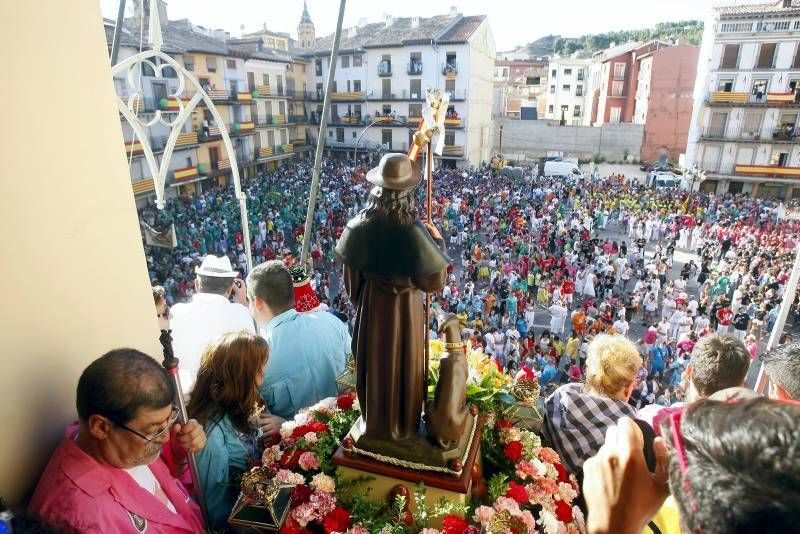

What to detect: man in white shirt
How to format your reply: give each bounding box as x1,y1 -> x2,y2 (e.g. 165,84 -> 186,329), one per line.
170,255 -> 255,393
613,317 -> 629,337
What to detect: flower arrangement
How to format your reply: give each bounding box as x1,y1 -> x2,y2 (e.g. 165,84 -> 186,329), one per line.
240,333 -> 582,533
427,339 -> 514,413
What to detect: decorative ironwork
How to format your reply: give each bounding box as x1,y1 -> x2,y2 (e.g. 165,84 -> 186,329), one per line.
110,1 -> 253,271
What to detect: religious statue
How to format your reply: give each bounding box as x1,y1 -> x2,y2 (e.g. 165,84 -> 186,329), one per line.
335,153 -> 449,443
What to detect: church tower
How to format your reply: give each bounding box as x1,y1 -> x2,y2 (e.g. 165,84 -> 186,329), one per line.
297,0 -> 315,50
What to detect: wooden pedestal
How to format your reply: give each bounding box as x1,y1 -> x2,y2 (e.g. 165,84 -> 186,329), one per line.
332,419 -> 483,528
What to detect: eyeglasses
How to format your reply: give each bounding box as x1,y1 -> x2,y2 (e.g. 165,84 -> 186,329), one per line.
110,405 -> 180,443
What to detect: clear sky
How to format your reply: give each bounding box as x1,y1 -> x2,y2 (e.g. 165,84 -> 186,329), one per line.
99,0 -> 743,52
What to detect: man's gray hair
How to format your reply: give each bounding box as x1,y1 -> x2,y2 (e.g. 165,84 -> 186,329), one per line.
247,260 -> 295,313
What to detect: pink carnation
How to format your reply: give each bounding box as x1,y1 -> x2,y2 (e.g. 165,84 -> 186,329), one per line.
538,476 -> 560,496
298,451 -> 321,471
304,432 -> 318,445
473,505 -> 495,525
347,526 -> 370,534
558,481 -> 578,504
538,446 -> 560,464
515,459 -> 546,480
526,483 -> 556,512
275,469 -> 305,485
420,529 -> 442,534
309,490 -> 336,517
291,502 -> 318,527
493,496 -> 521,516
261,445 -> 281,466
310,472 -> 336,493
519,510 -> 537,532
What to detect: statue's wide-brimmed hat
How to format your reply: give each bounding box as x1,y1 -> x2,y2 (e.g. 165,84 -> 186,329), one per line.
366,153 -> 420,190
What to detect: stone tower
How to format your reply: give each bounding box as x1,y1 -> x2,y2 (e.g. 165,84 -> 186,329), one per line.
297,0 -> 315,50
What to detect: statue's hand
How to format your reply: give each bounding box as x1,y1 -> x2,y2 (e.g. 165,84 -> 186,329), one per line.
438,313 -> 462,344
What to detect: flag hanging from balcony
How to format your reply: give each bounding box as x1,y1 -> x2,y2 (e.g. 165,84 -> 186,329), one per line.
142,222 -> 177,248
408,88 -> 449,162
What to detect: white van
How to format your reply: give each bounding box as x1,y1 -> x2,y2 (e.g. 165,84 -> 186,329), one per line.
648,171 -> 678,189
544,160 -> 584,180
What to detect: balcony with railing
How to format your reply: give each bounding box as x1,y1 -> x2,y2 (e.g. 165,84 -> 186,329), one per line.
708,90 -> 800,107
331,91 -> 366,102
735,163 -> 800,178
206,88 -> 230,102
231,121 -> 255,134
257,144 -> 295,160
124,131 -> 199,157
442,62 -> 458,76
378,61 -> 392,77
231,92 -> 254,104
366,89 -> 466,101
772,126 -> 797,141
407,61 -> 423,75
442,144 -> 464,157
702,125 -> 728,139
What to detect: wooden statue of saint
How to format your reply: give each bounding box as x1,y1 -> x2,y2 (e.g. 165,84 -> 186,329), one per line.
335,153 -> 449,443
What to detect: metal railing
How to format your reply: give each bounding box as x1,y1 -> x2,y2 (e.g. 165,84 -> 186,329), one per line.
378,62 -> 392,76
366,89 -> 466,101
703,126 -> 728,138
407,61 -> 423,75
442,62 -> 458,75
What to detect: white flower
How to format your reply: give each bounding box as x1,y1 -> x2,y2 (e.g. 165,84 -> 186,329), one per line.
311,396 -> 339,413
293,411 -> 312,426
538,509 -> 560,534
279,421 -> 298,440
310,472 -> 336,493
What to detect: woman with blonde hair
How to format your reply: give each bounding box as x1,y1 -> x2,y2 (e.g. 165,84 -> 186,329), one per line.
187,331 -> 272,529
542,334 -> 645,476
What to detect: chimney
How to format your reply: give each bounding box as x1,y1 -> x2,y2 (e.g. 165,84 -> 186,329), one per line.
213,28 -> 226,41
384,14 -> 393,28
358,17 -> 368,27
411,17 -> 420,29
449,6 -> 458,17
263,22 -> 267,31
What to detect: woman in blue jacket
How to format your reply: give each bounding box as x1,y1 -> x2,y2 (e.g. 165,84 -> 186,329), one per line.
187,331 -> 271,528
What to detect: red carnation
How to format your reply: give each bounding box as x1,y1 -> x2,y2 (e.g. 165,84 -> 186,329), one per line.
503,441 -> 523,462
554,462 -> 569,484
442,514 -> 470,534
280,449 -> 303,470
555,499 -> 574,523
336,392 -> 356,410
308,421 -> 329,434
322,506 -> 351,533
290,484 -> 312,506
280,516 -> 309,534
494,419 -> 513,430
291,424 -> 312,439
505,481 -> 529,504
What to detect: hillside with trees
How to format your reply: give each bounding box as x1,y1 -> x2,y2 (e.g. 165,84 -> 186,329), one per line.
525,20 -> 703,57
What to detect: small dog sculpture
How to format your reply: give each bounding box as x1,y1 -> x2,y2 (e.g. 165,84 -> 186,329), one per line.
425,314 -> 469,448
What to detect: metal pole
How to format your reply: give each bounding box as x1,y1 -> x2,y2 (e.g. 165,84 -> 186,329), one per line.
755,243 -> 800,393
110,0 -> 127,64
424,143 -> 433,404
158,330 -> 209,528
499,124 -> 504,156
300,0 -> 346,266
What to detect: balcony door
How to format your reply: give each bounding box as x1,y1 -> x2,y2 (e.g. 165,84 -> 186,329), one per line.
209,146 -> 220,170
152,82 -> 168,102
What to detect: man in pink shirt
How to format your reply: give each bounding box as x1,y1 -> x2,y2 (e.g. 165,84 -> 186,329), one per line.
30,349 -> 207,532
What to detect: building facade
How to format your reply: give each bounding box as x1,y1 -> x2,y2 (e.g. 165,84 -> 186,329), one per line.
634,44 -> 699,163
687,0 -> 800,199
493,59 -> 548,118
108,2 -> 309,206
543,57 -> 591,125
296,9 -> 495,167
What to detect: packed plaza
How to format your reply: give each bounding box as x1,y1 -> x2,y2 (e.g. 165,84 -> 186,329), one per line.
6,0 -> 800,533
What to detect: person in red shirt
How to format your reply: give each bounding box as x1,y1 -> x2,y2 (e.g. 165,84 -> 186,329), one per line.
561,279 -> 575,309
716,303 -> 734,334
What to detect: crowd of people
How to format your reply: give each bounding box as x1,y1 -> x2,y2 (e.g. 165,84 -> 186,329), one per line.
19,155 -> 800,533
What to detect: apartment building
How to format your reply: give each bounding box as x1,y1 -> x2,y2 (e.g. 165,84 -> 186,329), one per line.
493,59 -> 548,119
543,57 -> 591,125
108,1 -> 307,206
687,0 -> 800,199
296,7 -> 496,167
